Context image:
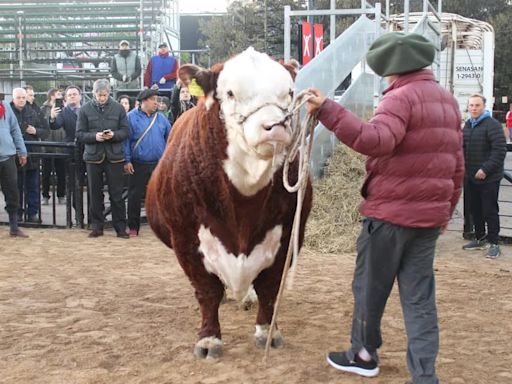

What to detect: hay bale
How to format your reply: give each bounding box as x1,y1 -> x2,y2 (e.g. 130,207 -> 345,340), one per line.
305,144 -> 366,253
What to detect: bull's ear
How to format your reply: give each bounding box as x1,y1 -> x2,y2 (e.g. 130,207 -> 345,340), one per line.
277,58 -> 300,81
178,63 -> 223,96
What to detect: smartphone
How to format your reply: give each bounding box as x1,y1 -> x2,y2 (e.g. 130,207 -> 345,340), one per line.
55,98 -> 64,109
103,129 -> 112,134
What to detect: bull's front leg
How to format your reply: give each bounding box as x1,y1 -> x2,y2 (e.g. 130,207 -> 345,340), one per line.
187,265 -> 225,359
252,265 -> 285,349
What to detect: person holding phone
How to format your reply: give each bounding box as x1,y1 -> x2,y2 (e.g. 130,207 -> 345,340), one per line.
41,88 -> 66,205
76,79 -> 129,238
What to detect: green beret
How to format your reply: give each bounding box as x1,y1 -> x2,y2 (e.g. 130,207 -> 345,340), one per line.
366,32 -> 435,77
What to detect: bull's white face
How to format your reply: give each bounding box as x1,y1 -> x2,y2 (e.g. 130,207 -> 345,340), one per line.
215,48 -> 295,196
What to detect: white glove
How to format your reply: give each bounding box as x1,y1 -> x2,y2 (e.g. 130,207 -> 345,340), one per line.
159,77 -> 166,84
122,74 -> 127,82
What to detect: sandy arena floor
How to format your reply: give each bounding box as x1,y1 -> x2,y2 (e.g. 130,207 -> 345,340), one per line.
1,227 -> 511,384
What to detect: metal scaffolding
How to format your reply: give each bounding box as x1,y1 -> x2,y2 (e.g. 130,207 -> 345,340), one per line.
0,0 -> 179,89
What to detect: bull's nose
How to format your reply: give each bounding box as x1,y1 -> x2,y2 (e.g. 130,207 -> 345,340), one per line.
263,121 -> 288,131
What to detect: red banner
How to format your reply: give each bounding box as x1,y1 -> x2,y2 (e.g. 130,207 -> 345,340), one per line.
301,21 -> 313,65
314,24 -> 324,57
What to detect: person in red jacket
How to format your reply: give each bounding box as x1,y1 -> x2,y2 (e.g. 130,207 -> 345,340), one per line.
505,103 -> 512,142
143,42 -> 179,92
306,32 -> 464,384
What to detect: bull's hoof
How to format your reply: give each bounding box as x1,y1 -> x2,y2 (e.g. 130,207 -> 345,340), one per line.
193,336 -> 223,359
254,324 -> 283,349
240,287 -> 258,311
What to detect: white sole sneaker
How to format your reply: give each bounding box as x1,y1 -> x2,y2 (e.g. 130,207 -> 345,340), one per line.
326,354 -> 380,377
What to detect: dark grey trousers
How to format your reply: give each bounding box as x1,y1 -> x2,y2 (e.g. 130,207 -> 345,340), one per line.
347,218 -> 440,384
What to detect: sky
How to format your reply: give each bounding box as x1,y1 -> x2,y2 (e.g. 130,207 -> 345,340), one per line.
179,0 -> 230,14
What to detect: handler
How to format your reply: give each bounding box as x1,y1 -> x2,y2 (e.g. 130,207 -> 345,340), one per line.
306,32 -> 464,384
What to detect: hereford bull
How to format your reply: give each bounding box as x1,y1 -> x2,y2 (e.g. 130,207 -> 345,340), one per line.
145,47 -> 313,358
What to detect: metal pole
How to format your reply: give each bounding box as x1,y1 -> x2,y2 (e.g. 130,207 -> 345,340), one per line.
373,2 -> 382,110
284,6 -> 291,62
404,0 -> 410,32
17,11 -> 24,84
139,0 -> 145,89
307,0 -> 314,25
330,0 -> 335,43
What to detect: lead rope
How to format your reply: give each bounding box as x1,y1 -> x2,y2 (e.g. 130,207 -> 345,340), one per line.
263,89 -> 318,363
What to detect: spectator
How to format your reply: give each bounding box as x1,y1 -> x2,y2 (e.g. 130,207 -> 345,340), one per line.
0,99 -> 28,237
169,81 -> 196,124
76,79 -> 129,238
124,88 -> 171,237
50,85 -> 84,212
10,87 -> 48,223
50,85 -> 82,144
117,94 -> 134,113
305,32 -> 464,384
111,40 -> 142,90
41,88 -> 66,205
143,42 -> 179,92
462,94 -> 507,258
505,103 -> 512,142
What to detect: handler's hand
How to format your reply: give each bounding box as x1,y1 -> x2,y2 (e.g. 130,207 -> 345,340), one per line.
475,169 -> 487,180
124,162 -> 134,175
159,77 -> 166,84
305,88 -> 326,114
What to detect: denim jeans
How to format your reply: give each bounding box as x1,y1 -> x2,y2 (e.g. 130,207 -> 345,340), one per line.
17,168 -> 40,217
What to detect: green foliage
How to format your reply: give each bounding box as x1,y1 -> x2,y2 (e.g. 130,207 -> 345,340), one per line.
198,0 -> 305,64
442,0 -> 509,21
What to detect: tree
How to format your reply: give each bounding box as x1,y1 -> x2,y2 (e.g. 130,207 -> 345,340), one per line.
198,0 -> 305,64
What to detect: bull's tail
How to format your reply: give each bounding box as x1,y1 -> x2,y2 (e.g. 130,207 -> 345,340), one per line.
145,175 -> 173,249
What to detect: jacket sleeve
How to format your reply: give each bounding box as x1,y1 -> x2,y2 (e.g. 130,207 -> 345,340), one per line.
51,110 -> 65,130
112,108 -> 129,142
133,56 -> 142,80
76,108 -> 97,144
449,132 -> 465,220
317,96 -> 409,157
164,60 -> 179,81
7,106 -> 27,155
481,120 -> 507,175
111,56 -> 123,81
124,115 -> 133,163
144,59 -> 152,87
35,108 -> 49,140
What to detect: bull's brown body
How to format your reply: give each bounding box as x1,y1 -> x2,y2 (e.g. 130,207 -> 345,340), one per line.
145,51 -> 312,357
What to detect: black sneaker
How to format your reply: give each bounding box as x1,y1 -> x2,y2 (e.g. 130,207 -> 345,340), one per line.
326,351 -> 379,377
462,239 -> 488,251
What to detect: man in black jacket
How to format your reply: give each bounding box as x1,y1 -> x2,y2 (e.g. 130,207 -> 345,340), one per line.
10,87 -> 48,223
462,94 -> 507,258
76,79 -> 130,238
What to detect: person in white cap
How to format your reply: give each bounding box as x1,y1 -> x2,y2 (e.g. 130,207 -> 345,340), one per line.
111,40 -> 142,90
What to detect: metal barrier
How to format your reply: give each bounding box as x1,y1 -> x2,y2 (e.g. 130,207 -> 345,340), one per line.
17,140 -> 85,228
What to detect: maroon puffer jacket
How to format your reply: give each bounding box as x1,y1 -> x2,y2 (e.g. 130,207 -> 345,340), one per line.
317,69 -> 464,228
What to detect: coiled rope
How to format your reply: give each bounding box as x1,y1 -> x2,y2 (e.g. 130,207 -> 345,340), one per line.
263,89 -> 318,363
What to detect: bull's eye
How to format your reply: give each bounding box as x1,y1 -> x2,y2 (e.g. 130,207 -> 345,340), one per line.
227,90 -> 234,98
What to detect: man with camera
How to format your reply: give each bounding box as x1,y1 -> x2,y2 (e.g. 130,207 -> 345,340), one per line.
76,79 -> 130,238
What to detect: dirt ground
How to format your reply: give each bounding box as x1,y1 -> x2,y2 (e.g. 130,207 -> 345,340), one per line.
1,227 -> 511,384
